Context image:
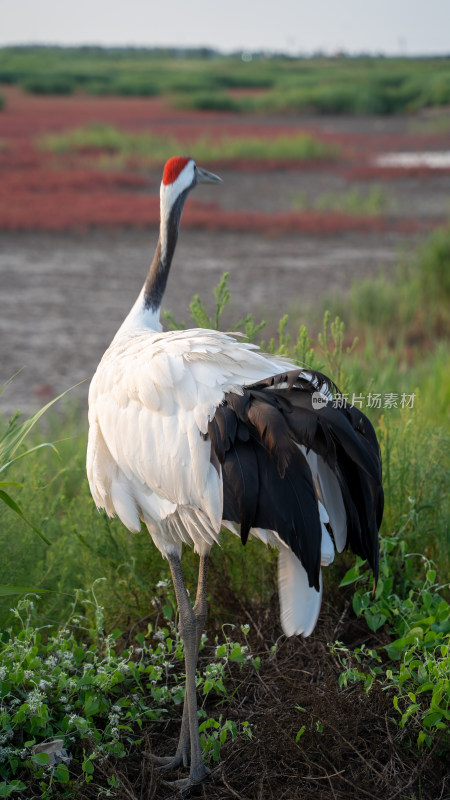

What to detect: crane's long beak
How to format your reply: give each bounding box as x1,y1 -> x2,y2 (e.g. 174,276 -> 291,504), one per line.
196,166 -> 222,184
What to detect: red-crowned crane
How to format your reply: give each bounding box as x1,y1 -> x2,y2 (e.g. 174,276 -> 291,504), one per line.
87,156 -> 383,790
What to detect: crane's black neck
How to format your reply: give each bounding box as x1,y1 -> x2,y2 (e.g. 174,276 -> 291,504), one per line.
143,189 -> 189,312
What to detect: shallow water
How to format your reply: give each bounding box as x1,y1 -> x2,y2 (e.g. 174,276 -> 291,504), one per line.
376,151 -> 450,168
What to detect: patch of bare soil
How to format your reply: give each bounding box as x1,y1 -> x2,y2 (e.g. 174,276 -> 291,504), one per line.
0,226 -> 421,416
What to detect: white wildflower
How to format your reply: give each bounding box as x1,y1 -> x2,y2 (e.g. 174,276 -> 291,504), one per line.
0,746 -> 14,764
26,690 -> 45,713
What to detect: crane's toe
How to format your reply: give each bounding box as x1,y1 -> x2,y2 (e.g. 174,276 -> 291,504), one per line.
151,750 -> 190,771
161,764 -> 211,796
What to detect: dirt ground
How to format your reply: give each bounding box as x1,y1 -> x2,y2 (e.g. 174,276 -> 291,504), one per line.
0,223 -> 419,416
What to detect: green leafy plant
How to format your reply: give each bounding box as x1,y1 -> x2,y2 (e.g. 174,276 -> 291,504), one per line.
294,705 -> 324,742
0,587 -> 255,797
333,536 -> 449,747
164,272 -> 267,342
317,311 -> 358,391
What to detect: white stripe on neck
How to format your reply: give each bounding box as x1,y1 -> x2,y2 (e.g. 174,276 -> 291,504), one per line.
115,287 -> 162,336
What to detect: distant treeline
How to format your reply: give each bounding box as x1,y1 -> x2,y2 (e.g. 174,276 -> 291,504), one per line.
0,46 -> 449,114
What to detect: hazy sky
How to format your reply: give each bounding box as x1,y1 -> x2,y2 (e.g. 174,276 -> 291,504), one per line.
1,0 -> 449,55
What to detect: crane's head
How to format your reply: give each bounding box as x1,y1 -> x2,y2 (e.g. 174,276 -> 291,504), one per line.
160,156 -> 222,219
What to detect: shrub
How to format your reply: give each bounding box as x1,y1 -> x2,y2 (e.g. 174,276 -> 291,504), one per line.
417,225 -> 450,303
174,91 -> 240,111
113,76 -> 159,97
20,74 -> 76,95
1,48 -> 450,113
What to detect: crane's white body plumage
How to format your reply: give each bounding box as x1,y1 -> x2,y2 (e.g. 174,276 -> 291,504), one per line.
87,323 -> 335,636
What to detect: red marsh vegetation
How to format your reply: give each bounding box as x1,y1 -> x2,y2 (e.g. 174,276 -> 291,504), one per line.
0,86 -> 449,233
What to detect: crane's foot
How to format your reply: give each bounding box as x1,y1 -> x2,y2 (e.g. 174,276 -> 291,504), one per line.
149,718 -> 190,770
161,764 -> 211,796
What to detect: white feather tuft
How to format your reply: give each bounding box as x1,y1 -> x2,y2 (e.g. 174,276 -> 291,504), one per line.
278,547 -> 322,638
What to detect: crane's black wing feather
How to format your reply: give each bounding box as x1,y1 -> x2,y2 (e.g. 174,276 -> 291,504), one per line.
206,368 -> 383,588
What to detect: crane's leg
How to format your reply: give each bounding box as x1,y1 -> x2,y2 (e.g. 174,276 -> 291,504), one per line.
154,553 -> 210,787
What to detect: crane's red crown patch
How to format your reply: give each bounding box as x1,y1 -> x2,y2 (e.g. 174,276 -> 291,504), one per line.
162,156 -> 191,185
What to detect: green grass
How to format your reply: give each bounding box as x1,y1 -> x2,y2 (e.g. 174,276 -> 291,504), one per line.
40,124 -> 339,163
343,225 -> 450,343
292,186 -> 390,215
1,46 -> 450,115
